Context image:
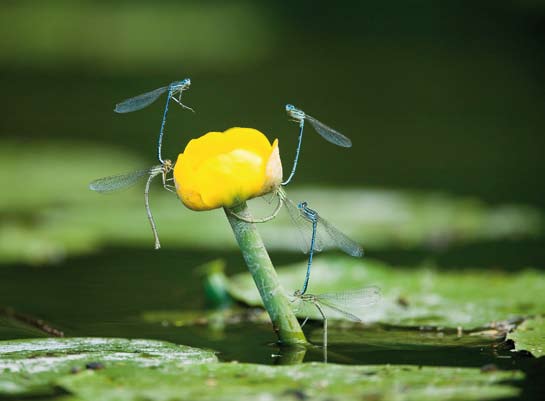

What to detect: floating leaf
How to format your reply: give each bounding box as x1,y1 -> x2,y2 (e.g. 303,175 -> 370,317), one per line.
141,308 -> 269,328
253,187 -> 543,252
55,362 -> 523,401
304,324 -> 500,348
506,316 -> 545,357
0,337 -> 217,397
228,257 -> 545,330
0,336 -> 525,401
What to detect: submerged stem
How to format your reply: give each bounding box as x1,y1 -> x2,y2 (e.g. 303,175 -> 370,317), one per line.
224,202 -> 307,345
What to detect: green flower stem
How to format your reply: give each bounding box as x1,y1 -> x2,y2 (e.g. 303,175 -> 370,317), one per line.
225,202 -> 307,345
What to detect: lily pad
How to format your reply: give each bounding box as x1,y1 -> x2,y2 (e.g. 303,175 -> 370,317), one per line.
252,187 -> 543,252
0,337 -> 524,401
506,316 -> 545,357
141,308 -> 270,328
55,362 -> 522,401
304,324 -> 501,349
228,257 -> 545,330
0,337 -> 217,397
0,142 -> 542,264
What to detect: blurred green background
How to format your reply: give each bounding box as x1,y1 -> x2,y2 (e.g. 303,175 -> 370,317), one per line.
1,0 -> 545,367
1,0 -> 544,205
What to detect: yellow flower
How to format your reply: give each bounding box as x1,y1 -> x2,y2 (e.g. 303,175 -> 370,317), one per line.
173,127 -> 282,211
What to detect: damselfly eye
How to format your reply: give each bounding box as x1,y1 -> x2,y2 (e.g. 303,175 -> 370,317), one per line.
285,104 -> 294,111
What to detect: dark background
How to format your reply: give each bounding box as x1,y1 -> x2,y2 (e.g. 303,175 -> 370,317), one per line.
1,0 -> 544,207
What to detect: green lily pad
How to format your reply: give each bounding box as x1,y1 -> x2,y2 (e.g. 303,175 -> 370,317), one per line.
252,187 -> 543,252
0,337 -> 217,397
55,362 -> 523,401
228,257 -> 545,330
0,337 -> 524,401
304,324 -> 501,349
506,316 -> 545,357
141,308 -> 270,328
0,142 -> 542,264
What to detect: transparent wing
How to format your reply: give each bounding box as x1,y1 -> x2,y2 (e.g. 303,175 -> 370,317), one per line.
317,301 -> 362,322
280,187 -> 361,256
89,168 -> 153,193
314,287 -> 381,322
318,286 -> 381,308
282,194 -> 325,253
305,115 -> 352,148
316,215 -> 364,257
114,86 -> 168,113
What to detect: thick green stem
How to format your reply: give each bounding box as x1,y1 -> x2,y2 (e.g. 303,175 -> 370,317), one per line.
225,202 -> 307,345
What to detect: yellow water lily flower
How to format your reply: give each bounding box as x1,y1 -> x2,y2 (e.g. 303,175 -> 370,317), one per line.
173,127 -> 282,211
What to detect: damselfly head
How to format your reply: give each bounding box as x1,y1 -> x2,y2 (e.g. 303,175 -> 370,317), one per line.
171,78 -> 191,91
285,104 -> 305,122
162,159 -> 173,172
297,201 -> 308,210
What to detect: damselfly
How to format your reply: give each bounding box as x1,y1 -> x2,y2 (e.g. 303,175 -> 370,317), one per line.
114,79 -> 193,164
282,104 -> 352,185
291,286 -> 381,355
89,160 -> 174,250
279,188 -> 363,294
226,187 -> 363,294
